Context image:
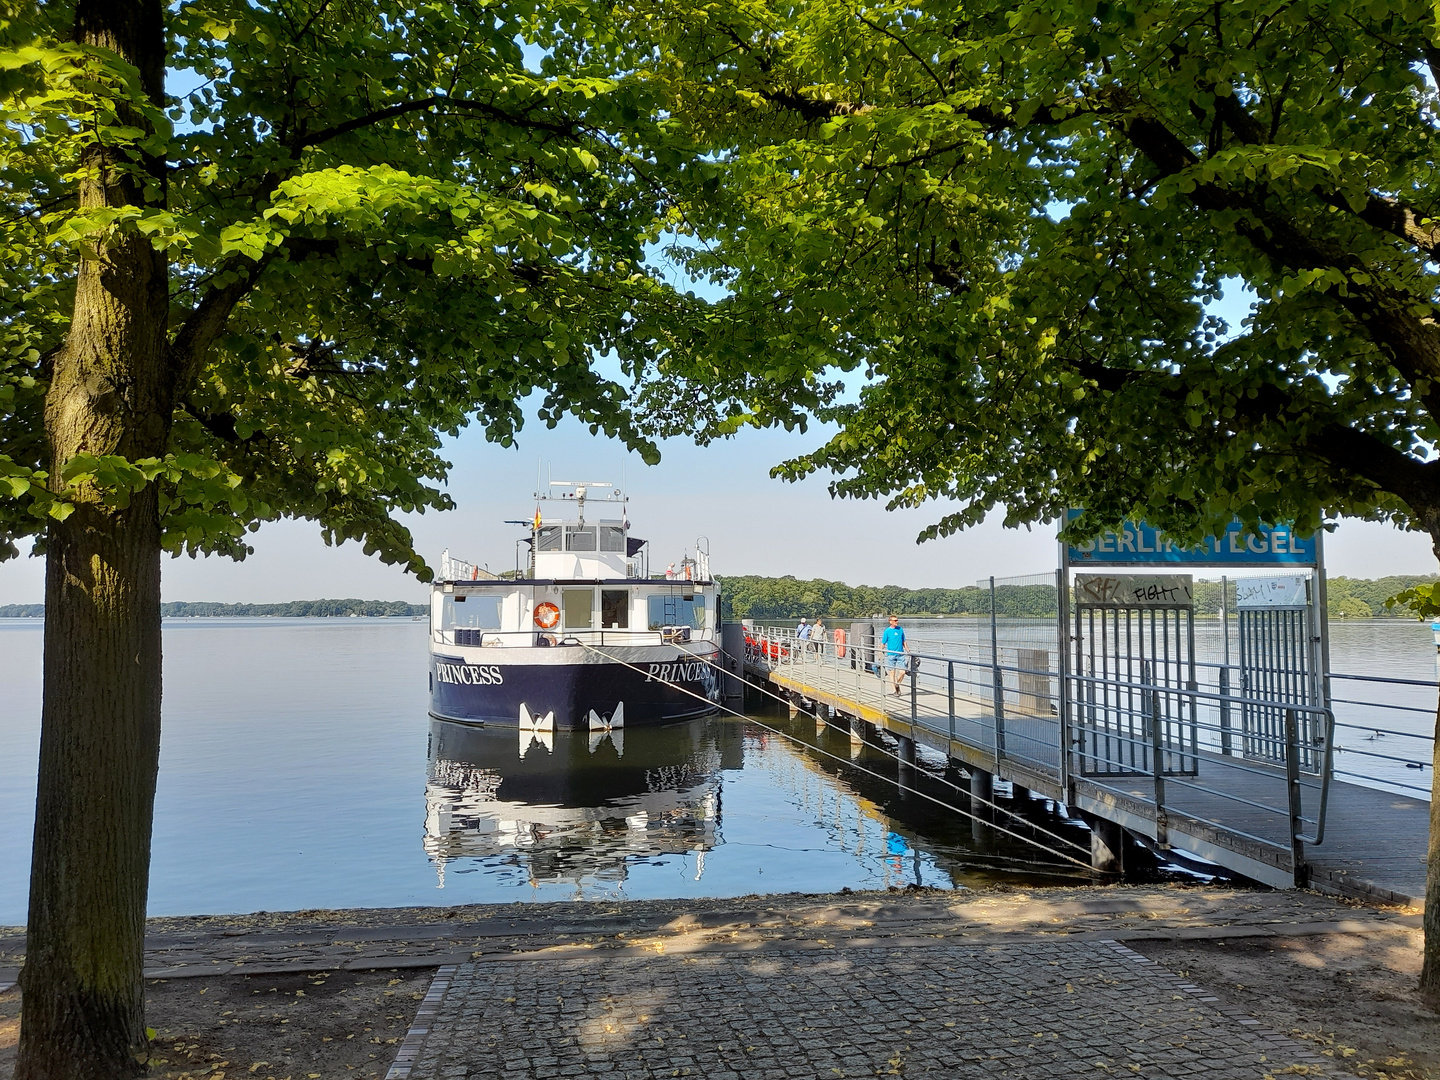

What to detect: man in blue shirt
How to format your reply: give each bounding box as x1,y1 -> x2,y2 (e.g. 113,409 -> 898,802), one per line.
795,618 -> 811,663
881,615 -> 909,696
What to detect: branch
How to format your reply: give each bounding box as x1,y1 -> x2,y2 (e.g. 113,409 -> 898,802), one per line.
288,94 -> 578,154
1069,336 -> 1440,511
851,12 -> 948,97
1307,422 -> 1440,509
1212,93 -> 1440,260
759,88 -> 874,120
1118,110 -> 1440,411
166,252 -> 276,391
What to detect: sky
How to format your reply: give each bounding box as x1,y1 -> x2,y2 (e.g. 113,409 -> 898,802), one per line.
0,414 -> 1434,606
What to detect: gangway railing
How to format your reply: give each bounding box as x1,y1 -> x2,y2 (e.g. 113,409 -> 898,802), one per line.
435,627 -> 711,649
744,623 -> 1340,884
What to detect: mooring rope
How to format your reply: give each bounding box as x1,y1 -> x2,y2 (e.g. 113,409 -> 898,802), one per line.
577,641 -> 1097,873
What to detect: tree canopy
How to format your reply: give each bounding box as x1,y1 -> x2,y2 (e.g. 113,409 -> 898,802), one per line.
633,0 -> 1440,570
0,0 -> 706,577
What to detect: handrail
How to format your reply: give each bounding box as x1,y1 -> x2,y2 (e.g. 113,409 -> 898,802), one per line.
1330,671 -> 1440,689
747,621 -> 1338,866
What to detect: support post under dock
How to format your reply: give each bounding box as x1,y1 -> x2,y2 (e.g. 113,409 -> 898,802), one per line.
897,734 -> 916,795
1083,813 -> 1126,875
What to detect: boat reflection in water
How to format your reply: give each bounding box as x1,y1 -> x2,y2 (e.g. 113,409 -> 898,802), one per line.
424,716 -> 743,889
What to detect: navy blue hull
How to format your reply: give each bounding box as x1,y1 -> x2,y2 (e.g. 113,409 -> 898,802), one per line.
429,649 -> 722,729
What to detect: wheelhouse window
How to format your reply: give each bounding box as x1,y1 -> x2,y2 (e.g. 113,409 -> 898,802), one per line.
599,525 -> 625,552
562,588 -> 594,629
601,590 -> 629,629
536,525 -> 562,552
443,593 -> 502,630
565,526 -> 597,552
647,594 -> 706,630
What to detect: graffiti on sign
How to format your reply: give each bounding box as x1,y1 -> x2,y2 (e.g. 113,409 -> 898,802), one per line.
1075,574 -> 1195,608
1235,576 -> 1309,609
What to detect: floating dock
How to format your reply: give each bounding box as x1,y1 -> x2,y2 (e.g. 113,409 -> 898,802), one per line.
744,636 -> 1427,904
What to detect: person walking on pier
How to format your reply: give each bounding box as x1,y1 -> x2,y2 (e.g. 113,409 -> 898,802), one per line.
796,618 -> 812,662
882,615 -> 910,696
812,617 -> 826,656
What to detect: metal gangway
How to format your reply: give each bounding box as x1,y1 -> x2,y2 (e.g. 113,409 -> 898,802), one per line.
742,619 -> 1430,902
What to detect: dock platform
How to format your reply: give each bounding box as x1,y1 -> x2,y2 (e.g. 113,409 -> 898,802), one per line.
745,644 -> 1428,905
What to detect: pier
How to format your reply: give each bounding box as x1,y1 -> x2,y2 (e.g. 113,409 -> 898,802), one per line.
743,626 -> 1429,903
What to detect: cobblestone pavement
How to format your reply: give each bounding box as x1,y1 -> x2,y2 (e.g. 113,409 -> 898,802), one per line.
0,885 -> 1418,989
405,940 -> 1335,1080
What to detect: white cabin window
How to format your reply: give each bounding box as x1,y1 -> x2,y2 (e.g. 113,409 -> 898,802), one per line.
565,526 -> 597,552
562,588 -> 594,629
647,594 -> 706,630
537,526 -> 562,552
599,525 -> 625,552
444,593 -> 502,630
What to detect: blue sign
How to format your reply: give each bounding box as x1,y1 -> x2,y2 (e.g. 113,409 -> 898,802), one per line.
1064,512 -> 1317,567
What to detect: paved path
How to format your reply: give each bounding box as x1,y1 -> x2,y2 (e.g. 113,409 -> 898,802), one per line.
2,889 -> 1418,1077
402,939 -> 1336,1079
0,885 -> 1418,992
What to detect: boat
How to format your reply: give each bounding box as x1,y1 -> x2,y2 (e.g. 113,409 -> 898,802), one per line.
427,481 -> 722,730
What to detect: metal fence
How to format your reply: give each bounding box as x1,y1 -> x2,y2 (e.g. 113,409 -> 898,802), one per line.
742,576 -> 1438,883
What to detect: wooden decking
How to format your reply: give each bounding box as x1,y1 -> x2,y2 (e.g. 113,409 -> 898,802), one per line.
747,651 -> 1427,903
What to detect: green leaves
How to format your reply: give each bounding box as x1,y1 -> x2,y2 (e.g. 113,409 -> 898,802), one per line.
637,0 -> 1440,552
2,0 -> 701,574
1387,584 -> 1440,620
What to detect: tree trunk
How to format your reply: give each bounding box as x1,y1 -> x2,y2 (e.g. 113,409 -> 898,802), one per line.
15,1 -> 170,1077
1421,514 -> 1440,1008
1424,690 -> 1440,1007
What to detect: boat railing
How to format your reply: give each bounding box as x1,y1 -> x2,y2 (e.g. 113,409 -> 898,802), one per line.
433,628 -> 711,649
440,548 -> 488,582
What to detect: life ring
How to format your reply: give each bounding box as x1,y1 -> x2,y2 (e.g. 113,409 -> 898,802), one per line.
534,602 -> 560,629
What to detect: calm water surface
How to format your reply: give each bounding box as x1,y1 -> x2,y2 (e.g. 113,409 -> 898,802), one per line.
0,618 -> 1095,924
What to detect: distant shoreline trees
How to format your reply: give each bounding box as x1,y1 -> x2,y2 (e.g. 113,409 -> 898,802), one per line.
0,599 -> 426,618
717,575 -> 1440,621
0,575 -> 1428,622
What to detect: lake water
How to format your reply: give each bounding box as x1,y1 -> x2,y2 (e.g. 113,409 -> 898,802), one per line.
2,616 -> 1433,924
0,618 -> 1097,925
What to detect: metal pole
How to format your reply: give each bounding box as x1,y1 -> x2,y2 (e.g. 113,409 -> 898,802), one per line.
947,660 -> 955,741
1147,665 -> 1167,846
991,576 -> 1006,759
1221,574 -> 1230,667
1056,564 -> 1071,795
1219,665 -> 1233,756
1314,528 -> 1333,775
911,654 -> 918,723
1285,708 -> 1307,886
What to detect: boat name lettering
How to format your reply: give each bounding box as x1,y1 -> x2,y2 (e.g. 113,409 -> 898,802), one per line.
645,662 -> 708,684
435,662 -> 505,686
